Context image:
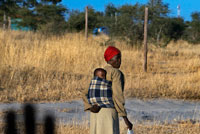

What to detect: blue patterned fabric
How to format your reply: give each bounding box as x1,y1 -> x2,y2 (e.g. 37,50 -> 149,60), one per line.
87,77 -> 115,108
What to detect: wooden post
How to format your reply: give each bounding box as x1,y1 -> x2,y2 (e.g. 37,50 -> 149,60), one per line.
3,12 -> 6,30
85,6 -> 88,40
144,7 -> 148,72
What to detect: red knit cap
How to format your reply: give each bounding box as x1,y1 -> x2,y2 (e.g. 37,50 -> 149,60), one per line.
104,46 -> 121,62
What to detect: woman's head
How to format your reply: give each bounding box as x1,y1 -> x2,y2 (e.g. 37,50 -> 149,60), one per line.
104,46 -> 121,68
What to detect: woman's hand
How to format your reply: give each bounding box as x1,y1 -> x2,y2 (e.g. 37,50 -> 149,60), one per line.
90,105 -> 101,113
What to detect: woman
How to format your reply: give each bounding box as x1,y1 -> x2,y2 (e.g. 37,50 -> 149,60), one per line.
83,46 -> 133,134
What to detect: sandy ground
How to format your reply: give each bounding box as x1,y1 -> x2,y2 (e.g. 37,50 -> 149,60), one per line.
0,98 -> 200,125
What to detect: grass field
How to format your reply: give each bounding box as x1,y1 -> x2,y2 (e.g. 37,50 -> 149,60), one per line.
0,120 -> 200,134
1,30 -> 200,102
1,30 -> 200,133
56,121 -> 200,134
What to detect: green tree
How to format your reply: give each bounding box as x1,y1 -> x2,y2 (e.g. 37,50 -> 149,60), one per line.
0,0 -> 22,28
16,0 -> 67,34
67,7 -> 104,32
147,0 -> 170,46
184,12 -> 200,44
105,3 -> 118,17
104,3 -> 118,37
35,3 -> 67,34
67,10 -> 85,32
16,0 -> 39,30
41,0 -> 62,5
164,18 -> 185,41
0,0 -> 21,17
104,3 -> 145,45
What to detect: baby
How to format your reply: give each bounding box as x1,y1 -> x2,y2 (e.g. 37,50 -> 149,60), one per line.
93,68 -> 107,79
87,68 -> 109,113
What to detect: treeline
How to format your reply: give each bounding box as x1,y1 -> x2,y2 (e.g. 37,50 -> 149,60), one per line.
0,0 -> 200,46
0,0 -> 66,34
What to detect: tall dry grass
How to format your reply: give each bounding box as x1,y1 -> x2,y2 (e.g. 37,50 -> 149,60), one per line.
1,30 -> 200,102
56,121 -> 200,134
1,30 -> 200,133
0,121 -> 199,134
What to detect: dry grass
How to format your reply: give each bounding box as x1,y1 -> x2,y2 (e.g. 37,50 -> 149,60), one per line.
1,30 -> 200,102
56,120 -> 200,134
0,120 -> 199,134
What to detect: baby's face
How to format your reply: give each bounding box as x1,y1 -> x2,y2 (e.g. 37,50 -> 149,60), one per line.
96,71 -> 106,79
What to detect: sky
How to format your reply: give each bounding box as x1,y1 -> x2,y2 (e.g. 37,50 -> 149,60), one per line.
61,0 -> 200,21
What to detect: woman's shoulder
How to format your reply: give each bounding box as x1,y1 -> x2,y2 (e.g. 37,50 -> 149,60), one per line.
104,64 -> 122,75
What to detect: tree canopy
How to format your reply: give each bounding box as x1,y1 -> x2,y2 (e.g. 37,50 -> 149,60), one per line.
0,0 -> 67,34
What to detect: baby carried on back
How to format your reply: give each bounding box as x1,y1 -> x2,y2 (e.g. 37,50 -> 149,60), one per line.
87,68 -> 115,109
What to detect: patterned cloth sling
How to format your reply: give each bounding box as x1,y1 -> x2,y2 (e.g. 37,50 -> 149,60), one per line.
87,76 -> 115,108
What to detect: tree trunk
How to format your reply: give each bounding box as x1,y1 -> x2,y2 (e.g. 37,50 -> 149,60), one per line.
156,26 -> 163,46
8,16 -> 11,30
3,12 -> 6,30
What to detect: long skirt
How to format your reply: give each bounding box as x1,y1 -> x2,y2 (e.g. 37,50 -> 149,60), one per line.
90,108 -> 119,134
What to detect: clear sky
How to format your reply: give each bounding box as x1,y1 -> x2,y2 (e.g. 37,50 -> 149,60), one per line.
61,0 -> 200,21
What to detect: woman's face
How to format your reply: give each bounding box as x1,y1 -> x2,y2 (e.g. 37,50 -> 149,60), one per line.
110,53 -> 121,69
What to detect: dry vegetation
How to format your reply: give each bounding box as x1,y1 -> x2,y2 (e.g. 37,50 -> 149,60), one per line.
1,30 -> 200,102
0,120 -> 200,134
1,30 -> 200,133
47,121 -> 200,134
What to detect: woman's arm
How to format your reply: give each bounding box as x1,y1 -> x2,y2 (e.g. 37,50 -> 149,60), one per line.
123,116 -> 133,130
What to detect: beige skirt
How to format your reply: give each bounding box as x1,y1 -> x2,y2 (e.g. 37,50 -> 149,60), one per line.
90,108 -> 119,134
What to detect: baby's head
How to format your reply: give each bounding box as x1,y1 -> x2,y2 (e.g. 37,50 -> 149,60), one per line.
94,68 -> 107,79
